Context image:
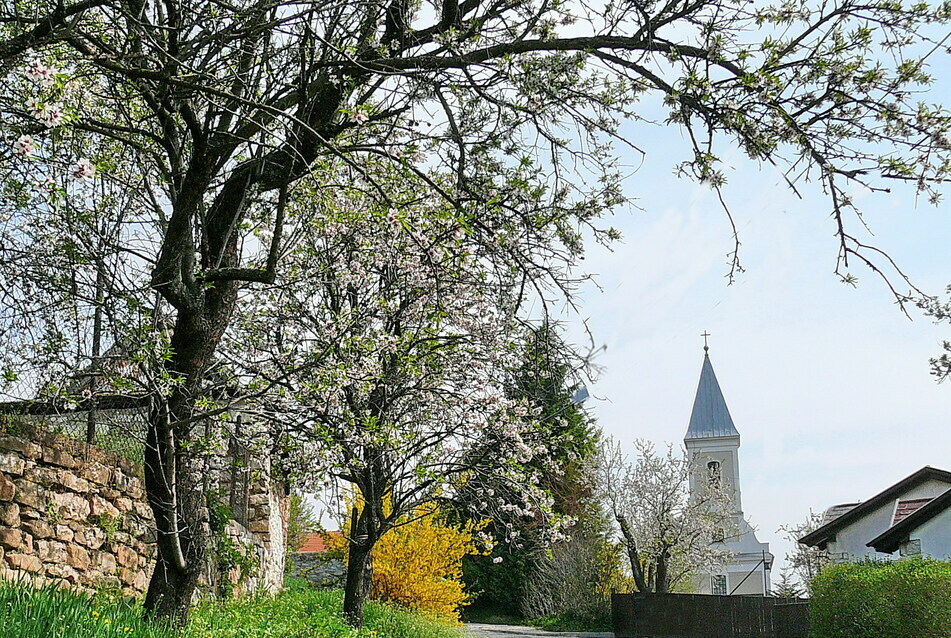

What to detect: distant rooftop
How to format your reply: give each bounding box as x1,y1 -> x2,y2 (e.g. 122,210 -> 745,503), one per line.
685,353 -> 740,440
297,531 -> 342,553
822,503 -> 860,525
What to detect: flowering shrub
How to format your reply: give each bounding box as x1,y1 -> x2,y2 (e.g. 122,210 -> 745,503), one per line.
369,506 -> 490,622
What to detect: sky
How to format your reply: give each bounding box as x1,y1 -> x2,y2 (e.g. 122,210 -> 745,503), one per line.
560,103 -> 951,582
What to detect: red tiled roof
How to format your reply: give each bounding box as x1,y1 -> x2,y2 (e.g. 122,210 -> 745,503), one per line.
297,531 -> 342,553
892,498 -> 933,525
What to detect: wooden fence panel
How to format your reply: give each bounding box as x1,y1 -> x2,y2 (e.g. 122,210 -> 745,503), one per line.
612,593 -> 809,638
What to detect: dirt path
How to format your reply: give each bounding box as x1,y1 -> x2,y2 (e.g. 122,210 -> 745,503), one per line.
466,623 -> 613,638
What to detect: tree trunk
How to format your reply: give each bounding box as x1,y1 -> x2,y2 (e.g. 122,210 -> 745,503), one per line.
617,514 -> 650,593
655,549 -> 670,594
343,537 -> 374,628
144,553 -> 201,625
142,306 -> 234,624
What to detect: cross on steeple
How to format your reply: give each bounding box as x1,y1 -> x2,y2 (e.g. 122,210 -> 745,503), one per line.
701,330 -> 711,353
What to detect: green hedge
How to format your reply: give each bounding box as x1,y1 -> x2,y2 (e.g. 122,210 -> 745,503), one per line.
809,558 -> 951,638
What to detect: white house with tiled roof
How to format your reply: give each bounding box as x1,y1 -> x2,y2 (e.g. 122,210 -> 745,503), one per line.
800,466 -> 951,562
684,346 -> 773,596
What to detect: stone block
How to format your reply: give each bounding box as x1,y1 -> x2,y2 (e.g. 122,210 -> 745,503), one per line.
111,471 -> 135,491
14,480 -> 47,511
249,520 -> 270,534
45,563 -> 79,584
5,553 -> 42,573
40,468 -> 91,494
97,551 -> 117,574
0,436 -> 29,454
83,463 -> 111,486
249,493 -> 269,506
51,491 -> 90,520
0,475 -> 15,501
22,519 -> 53,540
67,544 -> 91,570
115,545 -> 138,568
54,525 -> 73,543
0,503 -> 18,527
118,567 -> 140,586
21,443 -> 42,460
36,540 -> 67,563
133,502 -> 152,520
114,498 -> 133,513
0,452 -> 25,476
81,526 -> 106,550
0,529 -> 24,551
88,495 -> 119,520
42,448 -> 78,470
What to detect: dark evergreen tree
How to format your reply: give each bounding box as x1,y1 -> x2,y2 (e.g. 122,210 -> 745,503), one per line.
461,322 -> 601,619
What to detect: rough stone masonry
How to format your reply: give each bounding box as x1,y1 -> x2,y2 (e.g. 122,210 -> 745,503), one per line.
0,420 -> 286,596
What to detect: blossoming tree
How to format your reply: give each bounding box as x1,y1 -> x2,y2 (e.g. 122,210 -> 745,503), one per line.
1,0 -> 951,625
229,163 -> 575,625
591,438 -> 736,594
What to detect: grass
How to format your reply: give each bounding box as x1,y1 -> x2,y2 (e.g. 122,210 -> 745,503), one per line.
0,578 -> 463,638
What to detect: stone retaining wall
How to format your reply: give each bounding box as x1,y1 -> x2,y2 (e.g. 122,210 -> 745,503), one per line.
289,552 -> 345,588
0,421 -> 153,594
0,420 -> 287,596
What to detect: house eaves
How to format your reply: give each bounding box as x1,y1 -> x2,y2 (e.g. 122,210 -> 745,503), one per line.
866,487 -> 951,554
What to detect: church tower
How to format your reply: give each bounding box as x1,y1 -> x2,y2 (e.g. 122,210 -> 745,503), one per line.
684,338 -> 773,596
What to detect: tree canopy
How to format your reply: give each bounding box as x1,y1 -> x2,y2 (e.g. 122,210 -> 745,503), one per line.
1,0 -> 951,625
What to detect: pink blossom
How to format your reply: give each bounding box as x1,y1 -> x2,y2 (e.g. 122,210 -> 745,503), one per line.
15,135 -> 35,156
351,111 -> 369,124
73,158 -> 96,179
42,104 -> 64,128
25,60 -> 56,87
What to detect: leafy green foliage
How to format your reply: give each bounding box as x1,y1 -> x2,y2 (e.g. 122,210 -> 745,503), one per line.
0,578 -> 462,638
809,558 -> 951,638
286,494 -> 320,555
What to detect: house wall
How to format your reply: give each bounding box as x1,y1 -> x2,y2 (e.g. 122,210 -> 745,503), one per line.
0,420 -> 286,595
916,508 -> 951,560
826,479 -> 951,562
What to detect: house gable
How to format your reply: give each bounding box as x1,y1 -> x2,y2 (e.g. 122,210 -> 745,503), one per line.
867,488 -> 951,556
799,466 -> 951,550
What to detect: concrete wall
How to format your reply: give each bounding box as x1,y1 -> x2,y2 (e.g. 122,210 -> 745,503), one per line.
0,420 -> 286,596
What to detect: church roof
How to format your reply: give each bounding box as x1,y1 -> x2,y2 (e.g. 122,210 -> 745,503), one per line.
685,353 -> 740,440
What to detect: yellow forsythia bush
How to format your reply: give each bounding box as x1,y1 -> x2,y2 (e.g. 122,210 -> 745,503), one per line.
366,505 -> 489,622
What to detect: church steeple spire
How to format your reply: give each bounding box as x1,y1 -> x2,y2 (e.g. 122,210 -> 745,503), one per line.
685,341 -> 739,440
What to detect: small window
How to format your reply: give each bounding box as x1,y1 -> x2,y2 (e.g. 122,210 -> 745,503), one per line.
711,574 -> 728,595
707,461 -> 721,487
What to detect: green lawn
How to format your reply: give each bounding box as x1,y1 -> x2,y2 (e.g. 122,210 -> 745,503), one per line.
0,578 -> 463,638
